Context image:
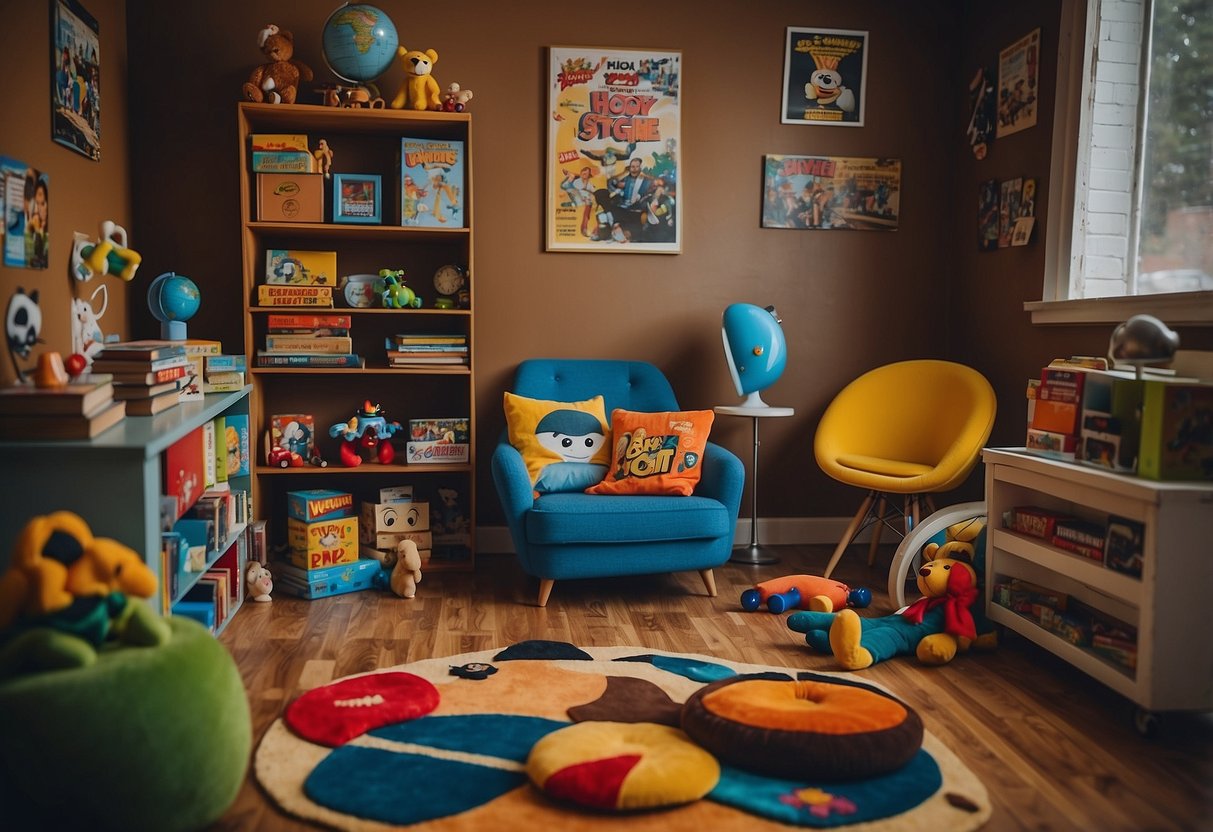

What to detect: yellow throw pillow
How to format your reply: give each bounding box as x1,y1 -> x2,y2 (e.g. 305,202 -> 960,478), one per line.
503,392 -> 611,494
586,408 -> 714,496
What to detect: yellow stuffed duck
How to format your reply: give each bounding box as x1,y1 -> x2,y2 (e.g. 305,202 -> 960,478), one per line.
788,518 -> 996,669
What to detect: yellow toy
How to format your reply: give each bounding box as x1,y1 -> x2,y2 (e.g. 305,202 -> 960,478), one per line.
391,47 -> 441,111
389,538 -> 423,599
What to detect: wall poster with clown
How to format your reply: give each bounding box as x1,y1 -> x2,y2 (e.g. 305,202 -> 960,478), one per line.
781,27 -> 869,127
546,46 -> 681,254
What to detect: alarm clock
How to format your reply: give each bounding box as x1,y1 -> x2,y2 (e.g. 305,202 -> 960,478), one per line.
433,264 -> 467,305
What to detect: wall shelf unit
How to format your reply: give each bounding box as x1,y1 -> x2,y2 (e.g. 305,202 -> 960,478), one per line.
237,102 -> 475,572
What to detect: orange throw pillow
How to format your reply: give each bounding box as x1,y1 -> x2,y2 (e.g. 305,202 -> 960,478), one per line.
586,409 -> 714,496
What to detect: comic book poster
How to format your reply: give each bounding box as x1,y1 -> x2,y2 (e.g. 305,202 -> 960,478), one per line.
547,46 -> 681,253
52,0 -> 101,161
996,28 -> 1040,138
998,177 -> 1023,247
781,27 -> 868,127
761,155 -> 900,231
978,179 -> 1000,251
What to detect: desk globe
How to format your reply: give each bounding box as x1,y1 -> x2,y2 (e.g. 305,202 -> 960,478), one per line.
147,271 -> 199,340
322,4 -> 399,85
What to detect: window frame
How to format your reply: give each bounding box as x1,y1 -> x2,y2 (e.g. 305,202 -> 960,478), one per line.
1032,0 -> 1213,325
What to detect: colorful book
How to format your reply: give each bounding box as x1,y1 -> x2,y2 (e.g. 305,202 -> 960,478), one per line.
400,137 -> 465,228
0,375 -> 114,416
264,250 -> 338,286
264,335 -> 353,353
224,413 -> 250,477
109,364 -> 189,386
256,285 -> 334,307
94,341 -> 187,361
0,398 -> 125,440
204,355 -> 247,373
393,333 -> 466,345
255,351 -> 362,368
387,354 -> 468,365
267,313 -> 352,330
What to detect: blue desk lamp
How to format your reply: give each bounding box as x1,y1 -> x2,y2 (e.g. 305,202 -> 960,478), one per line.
722,303 -> 787,408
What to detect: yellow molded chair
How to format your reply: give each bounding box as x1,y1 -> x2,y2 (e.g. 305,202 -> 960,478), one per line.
814,360 -> 996,580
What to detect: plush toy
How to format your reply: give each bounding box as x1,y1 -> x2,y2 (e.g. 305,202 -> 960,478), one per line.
787,518 -> 995,670
441,82 -> 474,112
0,511 -> 170,675
246,560 -> 273,603
391,47 -> 441,111
741,574 -> 871,614
242,24 -> 313,105
389,539 -> 423,599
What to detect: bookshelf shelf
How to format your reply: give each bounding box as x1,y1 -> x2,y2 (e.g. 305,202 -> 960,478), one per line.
239,102 -> 476,573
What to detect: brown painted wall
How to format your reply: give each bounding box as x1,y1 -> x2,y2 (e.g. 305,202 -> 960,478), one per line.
0,0 -> 130,387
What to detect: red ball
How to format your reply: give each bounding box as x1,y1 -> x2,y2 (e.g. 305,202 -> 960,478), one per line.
65,353 -> 88,377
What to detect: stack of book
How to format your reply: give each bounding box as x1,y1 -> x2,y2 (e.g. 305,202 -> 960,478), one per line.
91,341 -> 189,416
256,312 -> 361,368
384,332 -> 468,369
203,354 -> 247,393
0,373 -> 126,439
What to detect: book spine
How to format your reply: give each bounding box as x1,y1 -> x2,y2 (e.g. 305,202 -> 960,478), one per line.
1054,521 -> 1105,548
264,335 -> 353,353
257,286 -> 334,306
266,327 -> 351,337
267,314 -> 352,329
1050,534 -> 1104,561
255,352 -> 362,367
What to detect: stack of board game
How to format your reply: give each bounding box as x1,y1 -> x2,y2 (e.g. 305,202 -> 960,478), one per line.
203,354 -> 247,393
92,340 -> 193,416
0,373 -> 126,439
256,312 -> 362,368
384,332 -> 468,369
255,249 -> 337,310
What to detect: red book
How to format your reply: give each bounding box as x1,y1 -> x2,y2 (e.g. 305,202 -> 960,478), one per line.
164,426 -> 205,520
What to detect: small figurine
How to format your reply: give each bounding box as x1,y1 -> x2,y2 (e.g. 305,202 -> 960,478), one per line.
313,139 -> 334,179
441,82 -> 474,112
246,560 -> 273,603
328,400 -> 404,466
379,269 -> 422,308
70,220 -> 142,283
389,539 -> 423,598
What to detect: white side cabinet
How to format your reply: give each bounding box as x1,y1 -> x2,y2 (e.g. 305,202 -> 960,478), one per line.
982,448 -> 1213,717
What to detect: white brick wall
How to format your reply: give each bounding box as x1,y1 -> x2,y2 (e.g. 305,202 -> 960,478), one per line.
1074,0 -> 1145,297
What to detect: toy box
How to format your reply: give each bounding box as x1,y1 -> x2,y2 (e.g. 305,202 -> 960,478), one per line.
1005,505 -> 1070,539
361,528 -> 433,550
408,418 -> 470,444
287,516 -> 359,570
274,557 -> 381,599
360,499 -> 429,535
1137,379 -> 1213,481
252,151 -> 315,174
163,425 -> 205,520
287,488 -> 355,522
257,173 -> 323,223
406,442 -> 470,464
399,138 -> 465,227
265,249 -> 338,286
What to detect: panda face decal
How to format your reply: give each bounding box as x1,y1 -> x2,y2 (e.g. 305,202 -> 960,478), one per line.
6,288 -> 42,359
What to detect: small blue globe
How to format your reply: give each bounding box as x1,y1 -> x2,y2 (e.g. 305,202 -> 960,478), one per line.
322,4 -> 399,85
148,272 -> 200,340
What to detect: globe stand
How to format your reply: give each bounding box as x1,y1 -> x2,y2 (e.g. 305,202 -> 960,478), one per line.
161,320 -> 187,341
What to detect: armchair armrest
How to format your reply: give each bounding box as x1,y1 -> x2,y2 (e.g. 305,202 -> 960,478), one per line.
695,441 -> 745,519
491,439 -> 535,530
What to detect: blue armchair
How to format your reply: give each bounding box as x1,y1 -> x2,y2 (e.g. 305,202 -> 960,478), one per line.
492,359 -> 745,606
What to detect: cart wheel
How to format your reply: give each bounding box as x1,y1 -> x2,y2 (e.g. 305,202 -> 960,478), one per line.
1133,707 -> 1159,738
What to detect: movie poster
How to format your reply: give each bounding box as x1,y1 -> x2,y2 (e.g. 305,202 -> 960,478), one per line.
547,46 -> 681,253
996,28 -> 1039,138
781,27 -> 869,127
52,0 -> 101,161
761,155 -> 900,231
0,157 -> 49,270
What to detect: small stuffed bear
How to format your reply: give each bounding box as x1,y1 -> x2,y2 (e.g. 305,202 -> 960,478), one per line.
391,47 -> 442,111
242,24 -> 313,105
245,560 -> 273,603
441,82 -> 474,112
389,539 -> 423,599
788,518 -> 995,670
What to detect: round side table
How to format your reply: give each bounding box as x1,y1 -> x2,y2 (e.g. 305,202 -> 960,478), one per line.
714,404 -> 795,565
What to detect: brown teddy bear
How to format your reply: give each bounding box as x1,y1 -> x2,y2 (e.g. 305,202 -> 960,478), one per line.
389,539 -> 423,599
391,47 -> 442,111
242,24 -> 313,105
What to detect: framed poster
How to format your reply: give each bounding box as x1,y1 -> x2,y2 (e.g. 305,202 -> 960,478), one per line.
333,173 -> 382,224
996,28 -> 1040,138
762,155 -> 899,230
781,27 -> 868,127
0,158 -> 49,269
51,0 -> 101,161
547,46 -> 681,253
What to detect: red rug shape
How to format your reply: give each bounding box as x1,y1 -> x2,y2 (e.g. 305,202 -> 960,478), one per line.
544,754 -> 642,809
286,671 -> 439,747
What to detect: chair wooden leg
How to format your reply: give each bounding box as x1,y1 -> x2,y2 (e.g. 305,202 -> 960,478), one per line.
823,492 -> 875,579
698,569 -> 717,597
867,495 -> 886,567
537,579 -> 554,607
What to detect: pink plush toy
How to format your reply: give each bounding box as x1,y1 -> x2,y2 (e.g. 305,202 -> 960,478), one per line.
246,560 -> 273,603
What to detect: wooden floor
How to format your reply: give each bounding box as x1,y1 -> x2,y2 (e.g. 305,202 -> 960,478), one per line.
217,545 -> 1213,831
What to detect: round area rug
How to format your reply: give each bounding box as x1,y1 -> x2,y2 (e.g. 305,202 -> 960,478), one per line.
256,641 -> 990,831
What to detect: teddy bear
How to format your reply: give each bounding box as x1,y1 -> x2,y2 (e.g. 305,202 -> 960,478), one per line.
242,24 -> 313,105
787,518 -> 996,670
391,47 -> 442,111
441,82 -> 474,112
389,539 -> 423,599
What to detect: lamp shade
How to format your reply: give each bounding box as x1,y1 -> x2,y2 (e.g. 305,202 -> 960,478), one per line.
721,303 -> 787,408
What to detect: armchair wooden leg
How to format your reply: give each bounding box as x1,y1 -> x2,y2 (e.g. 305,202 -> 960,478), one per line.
698,569 -> 717,597
823,492 -> 875,580
867,495 -> 886,567
537,579 -> 554,607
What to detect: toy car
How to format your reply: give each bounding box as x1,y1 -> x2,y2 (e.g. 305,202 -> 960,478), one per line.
268,446 -> 304,468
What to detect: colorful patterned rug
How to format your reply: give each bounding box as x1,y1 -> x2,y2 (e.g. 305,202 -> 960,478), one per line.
256,641 -> 990,830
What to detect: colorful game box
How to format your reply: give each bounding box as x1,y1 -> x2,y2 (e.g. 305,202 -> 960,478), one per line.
287,515 -> 359,570
274,557 -> 381,599
270,414 -> 317,459
408,418 -> 470,443
1137,380 -> 1213,481
287,488 -> 355,523
399,138 -> 465,227
265,249 -> 338,286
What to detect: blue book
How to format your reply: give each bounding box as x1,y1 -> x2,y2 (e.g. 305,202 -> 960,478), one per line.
172,600 -> 215,629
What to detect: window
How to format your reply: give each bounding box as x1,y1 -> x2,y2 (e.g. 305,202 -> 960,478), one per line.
1032,0 -> 1213,324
